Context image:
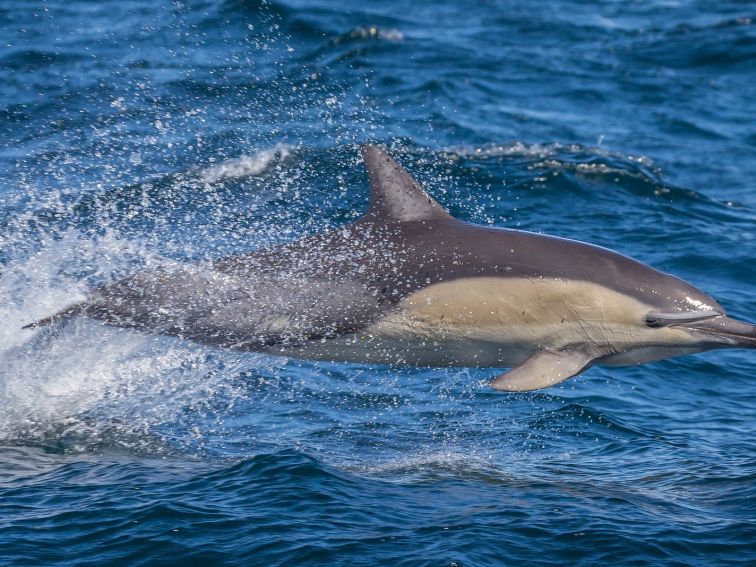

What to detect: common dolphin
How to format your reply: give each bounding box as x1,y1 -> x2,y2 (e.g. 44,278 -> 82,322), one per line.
26,145 -> 756,391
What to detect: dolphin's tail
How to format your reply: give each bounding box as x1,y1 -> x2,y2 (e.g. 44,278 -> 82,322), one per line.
22,302 -> 87,329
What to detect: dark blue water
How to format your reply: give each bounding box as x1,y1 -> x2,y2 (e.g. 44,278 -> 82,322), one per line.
1,1 -> 754,564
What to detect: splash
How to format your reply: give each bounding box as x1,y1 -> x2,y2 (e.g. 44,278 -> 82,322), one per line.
0,229 -> 270,455
200,143 -> 293,184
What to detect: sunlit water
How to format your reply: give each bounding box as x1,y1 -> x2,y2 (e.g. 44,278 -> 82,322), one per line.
1,1 -> 754,564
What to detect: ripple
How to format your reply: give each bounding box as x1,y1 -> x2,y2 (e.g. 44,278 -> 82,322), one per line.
0,49 -> 85,70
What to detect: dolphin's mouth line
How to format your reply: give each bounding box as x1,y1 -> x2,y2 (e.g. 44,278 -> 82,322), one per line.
685,328 -> 756,344
674,316 -> 756,347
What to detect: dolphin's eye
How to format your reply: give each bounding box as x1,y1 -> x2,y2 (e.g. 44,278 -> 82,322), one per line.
644,316 -> 664,328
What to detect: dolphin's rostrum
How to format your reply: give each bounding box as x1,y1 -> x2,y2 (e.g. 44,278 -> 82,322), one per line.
26,145 -> 756,391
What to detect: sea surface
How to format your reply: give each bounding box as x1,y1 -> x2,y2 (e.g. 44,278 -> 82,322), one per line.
1,1 -> 754,565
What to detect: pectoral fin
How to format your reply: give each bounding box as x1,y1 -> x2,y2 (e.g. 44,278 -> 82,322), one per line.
490,350 -> 594,392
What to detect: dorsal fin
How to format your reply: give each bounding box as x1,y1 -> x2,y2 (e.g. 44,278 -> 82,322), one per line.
360,144 -> 454,222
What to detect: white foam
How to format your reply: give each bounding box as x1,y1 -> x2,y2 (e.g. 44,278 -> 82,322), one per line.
355,449 -> 501,480
200,143 -> 293,184
446,141 -> 573,159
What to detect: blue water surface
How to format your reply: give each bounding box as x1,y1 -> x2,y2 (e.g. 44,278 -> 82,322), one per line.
1,1 -> 754,565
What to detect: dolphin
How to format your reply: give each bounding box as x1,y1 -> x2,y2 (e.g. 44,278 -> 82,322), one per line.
25,145 -> 755,391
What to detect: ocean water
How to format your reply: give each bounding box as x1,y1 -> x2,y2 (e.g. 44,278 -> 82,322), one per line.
1,0 -> 754,564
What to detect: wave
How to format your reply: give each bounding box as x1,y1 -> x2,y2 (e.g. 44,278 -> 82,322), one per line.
439,141 -> 755,236
4,447 -> 752,565
628,15 -> 755,68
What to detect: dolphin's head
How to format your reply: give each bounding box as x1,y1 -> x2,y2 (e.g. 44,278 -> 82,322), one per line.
602,270 -> 756,365
649,275 -> 754,345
